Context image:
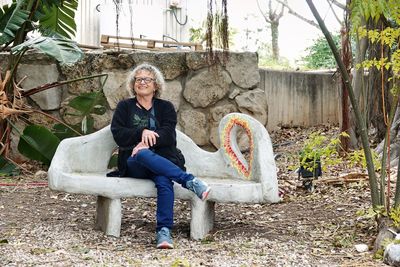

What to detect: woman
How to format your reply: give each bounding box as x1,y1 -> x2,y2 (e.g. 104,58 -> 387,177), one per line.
110,63 -> 211,249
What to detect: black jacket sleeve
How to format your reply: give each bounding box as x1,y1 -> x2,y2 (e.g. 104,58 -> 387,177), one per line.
152,100 -> 177,148
110,99 -> 144,148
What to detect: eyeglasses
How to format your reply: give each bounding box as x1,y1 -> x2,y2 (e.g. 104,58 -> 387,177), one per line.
134,77 -> 155,84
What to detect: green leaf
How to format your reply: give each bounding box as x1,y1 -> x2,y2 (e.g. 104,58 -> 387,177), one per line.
0,156 -> 19,176
18,125 -> 60,166
37,0 -> 78,35
0,1 -> 30,45
80,115 -> 94,134
68,92 -> 106,116
37,0 -> 78,38
52,123 -> 80,140
11,36 -> 83,64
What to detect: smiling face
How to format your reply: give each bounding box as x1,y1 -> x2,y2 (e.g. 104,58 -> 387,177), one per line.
133,70 -> 157,98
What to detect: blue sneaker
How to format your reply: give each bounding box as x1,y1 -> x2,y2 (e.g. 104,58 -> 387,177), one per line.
186,178 -> 211,201
156,227 -> 174,249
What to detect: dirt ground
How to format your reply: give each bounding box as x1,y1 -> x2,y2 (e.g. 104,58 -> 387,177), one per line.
0,125 -> 391,266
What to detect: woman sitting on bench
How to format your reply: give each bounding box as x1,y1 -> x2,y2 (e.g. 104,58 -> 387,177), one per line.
110,63 -> 211,249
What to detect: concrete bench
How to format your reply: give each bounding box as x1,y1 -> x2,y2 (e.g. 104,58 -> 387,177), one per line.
48,113 -> 279,240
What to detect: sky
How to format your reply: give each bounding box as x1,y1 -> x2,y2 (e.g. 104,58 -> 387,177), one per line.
225,0 -> 344,65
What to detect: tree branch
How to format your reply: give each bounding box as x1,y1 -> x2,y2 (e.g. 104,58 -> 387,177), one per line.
257,0 -> 271,23
275,0 -> 320,29
326,0 -> 343,25
328,0 -> 346,10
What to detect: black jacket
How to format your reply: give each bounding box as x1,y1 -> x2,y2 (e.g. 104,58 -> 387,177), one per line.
110,97 -> 185,177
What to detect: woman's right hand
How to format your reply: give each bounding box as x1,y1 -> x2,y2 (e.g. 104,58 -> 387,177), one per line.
131,142 -> 149,156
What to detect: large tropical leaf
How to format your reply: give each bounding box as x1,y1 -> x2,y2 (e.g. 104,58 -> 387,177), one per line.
11,36 -> 83,64
52,123 -> 80,140
68,92 -> 107,116
0,1 -> 30,45
18,125 -> 60,166
0,156 -> 20,176
37,0 -> 78,38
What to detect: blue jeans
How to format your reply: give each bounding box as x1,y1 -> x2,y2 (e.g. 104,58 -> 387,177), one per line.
126,149 -> 194,231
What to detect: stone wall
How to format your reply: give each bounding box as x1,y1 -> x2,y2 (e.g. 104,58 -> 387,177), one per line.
1,51 -> 266,150
1,51 -> 341,150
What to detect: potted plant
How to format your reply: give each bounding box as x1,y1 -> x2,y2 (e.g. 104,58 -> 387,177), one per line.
298,131 -> 347,192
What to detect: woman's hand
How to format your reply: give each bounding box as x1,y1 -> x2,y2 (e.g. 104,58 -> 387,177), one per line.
131,142 -> 149,156
141,129 -> 159,147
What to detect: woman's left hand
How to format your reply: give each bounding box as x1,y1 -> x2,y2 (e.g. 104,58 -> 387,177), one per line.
142,129 -> 159,147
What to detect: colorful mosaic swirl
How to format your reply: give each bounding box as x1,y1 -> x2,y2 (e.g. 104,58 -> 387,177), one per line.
221,116 -> 254,180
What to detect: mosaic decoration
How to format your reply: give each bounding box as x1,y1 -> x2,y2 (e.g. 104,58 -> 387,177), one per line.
221,115 -> 254,179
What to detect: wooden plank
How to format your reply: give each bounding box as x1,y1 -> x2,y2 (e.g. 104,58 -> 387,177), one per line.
100,34 -> 203,51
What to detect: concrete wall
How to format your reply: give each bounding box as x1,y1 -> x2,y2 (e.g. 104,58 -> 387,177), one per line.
259,68 -> 340,130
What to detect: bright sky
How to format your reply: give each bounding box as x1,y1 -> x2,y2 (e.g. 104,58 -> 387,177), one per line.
226,0 -> 343,65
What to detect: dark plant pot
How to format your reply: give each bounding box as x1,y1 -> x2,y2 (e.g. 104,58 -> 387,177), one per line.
299,160 -> 322,178
298,157 -> 322,192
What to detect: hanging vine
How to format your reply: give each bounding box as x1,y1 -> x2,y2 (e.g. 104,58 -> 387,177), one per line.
206,0 -> 229,65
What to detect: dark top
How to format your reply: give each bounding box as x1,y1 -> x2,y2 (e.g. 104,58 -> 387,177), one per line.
110,97 -> 185,177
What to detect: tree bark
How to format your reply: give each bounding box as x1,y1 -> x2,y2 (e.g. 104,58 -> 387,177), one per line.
271,21 -> 280,60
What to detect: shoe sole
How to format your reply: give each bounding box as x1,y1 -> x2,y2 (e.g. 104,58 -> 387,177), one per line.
201,187 -> 211,201
156,241 -> 174,249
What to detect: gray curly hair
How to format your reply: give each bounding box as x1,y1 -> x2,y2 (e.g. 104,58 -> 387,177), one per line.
126,63 -> 165,98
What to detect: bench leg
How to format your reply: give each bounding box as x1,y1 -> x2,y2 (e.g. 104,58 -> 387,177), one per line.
95,196 -> 121,237
190,198 -> 215,240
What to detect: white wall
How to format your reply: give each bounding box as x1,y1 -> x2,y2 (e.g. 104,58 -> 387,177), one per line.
0,0 -> 12,5
0,0 -> 208,46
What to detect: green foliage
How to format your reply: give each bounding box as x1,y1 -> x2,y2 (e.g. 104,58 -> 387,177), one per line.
0,1 -> 30,45
356,27 -> 400,83
0,156 -> 19,176
11,36 -> 83,64
0,0 -> 78,46
66,91 -> 107,134
357,205 -> 387,219
299,131 -> 348,172
18,125 -> 60,166
390,206 -> 400,228
37,0 -> 78,38
301,34 -> 340,69
350,0 -> 400,30
348,148 -> 382,171
52,123 -> 80,140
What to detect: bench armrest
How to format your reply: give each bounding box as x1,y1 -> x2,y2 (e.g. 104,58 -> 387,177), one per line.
49,126 -> 116,174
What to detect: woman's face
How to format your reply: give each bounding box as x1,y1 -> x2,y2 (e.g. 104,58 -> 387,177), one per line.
133,70 -> 157,98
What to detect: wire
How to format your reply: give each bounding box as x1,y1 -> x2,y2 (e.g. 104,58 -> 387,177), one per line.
171,7 -> 188,26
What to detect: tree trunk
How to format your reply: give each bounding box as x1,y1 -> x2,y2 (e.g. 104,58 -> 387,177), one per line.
349,36 -> 368,148
340,26 -> 351,152
271,21 -> 279,60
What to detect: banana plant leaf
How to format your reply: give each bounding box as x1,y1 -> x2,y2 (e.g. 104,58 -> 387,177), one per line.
80,115 -> 94,134
0,156 -> 20,176
18,125 -> 60,166
37,0 -> 78,38
11,36 -> 83,64
0,1 -> 30,45
68,92 -> 107,116
52,123 -> 80,140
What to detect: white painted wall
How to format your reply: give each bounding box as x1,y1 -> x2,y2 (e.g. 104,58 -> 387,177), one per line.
0,0 -> 11,5
94,0 -> 204,46
0,0 -> 207,47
